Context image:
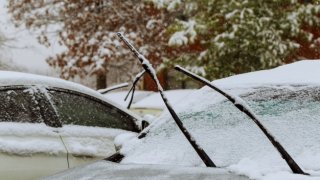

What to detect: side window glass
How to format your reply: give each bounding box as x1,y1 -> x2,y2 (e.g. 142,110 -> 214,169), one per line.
0,88 -> 42,123
48,90 -> 138,131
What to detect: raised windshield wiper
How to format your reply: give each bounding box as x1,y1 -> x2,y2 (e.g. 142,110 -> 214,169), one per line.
98,83 -> 129,94
174,65 -> 308,175
124,70 -> 146,109
115,32 -> 216,167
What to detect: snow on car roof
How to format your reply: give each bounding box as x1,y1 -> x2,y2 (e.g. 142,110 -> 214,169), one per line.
0,71 -> 140,120
0,70 -> 100,96
131,89 -> 196,109
214,60 -> 320,88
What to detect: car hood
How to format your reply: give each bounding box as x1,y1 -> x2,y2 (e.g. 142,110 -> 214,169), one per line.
43,161 -> 249,180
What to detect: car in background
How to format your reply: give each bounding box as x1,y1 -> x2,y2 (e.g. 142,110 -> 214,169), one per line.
46,60 -> 320,180
103,90 -> 154,108
130,89 -> 196,117
0,71 -> 141,179
104,89 -> 196,118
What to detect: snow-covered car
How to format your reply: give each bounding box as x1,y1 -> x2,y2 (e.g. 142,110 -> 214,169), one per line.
130,89 -> 196,117
103,90 -> 155,109
0,71 -> 141,179
46,60 -> 320,180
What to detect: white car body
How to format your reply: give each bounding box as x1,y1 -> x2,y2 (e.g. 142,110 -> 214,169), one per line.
0,71 -> 140,179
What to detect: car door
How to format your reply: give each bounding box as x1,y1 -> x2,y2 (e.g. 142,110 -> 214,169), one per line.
47,88 -> 139,168
0,86 -> 69,179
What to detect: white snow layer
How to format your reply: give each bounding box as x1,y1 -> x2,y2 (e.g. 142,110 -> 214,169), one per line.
0,71 -> 100,97
119,60 -> 320,180
214,60 -> 320,88
0,122 -> 135,156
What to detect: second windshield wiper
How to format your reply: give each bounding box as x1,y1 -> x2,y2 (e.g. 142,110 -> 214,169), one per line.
174,65 -> 308,175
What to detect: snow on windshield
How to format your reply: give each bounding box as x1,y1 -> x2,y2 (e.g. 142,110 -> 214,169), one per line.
118,61 -> 320,180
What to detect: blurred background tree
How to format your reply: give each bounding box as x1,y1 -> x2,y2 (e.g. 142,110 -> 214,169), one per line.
160,0 -> 320,80
7,0 -> 320,89
0,30 -> 27,71
8,0 -> 178,89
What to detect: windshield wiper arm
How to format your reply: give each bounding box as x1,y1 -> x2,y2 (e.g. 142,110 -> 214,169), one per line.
117,32 -> 216,168
174,65 -> 308,175
98,83 -> 129,94
124,70 -> 146,109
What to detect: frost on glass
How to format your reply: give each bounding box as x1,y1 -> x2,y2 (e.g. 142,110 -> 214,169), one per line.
122,85 -> 320,170
48,90 -> 137,131
0,88 -> 43,123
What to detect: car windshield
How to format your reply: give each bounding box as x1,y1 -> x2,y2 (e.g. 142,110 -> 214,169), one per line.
119,85 -> 320,174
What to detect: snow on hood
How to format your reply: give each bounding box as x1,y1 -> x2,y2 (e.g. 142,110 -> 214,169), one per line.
45,161 -> 250,180
214,60 -> 320,88
119,60 -> 320,180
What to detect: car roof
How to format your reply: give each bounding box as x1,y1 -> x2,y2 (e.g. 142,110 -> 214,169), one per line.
0,71 -> 141,121
213,60 -> 320,88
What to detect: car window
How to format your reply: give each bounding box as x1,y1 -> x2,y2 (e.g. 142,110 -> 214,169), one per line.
0,88 -> 42,123
48,89 -> 138,131
122,85 -> 320,166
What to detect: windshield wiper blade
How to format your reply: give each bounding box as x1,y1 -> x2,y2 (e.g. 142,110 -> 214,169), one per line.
98,83 -> 129,94
117,32 -> 216,168
124,70 -> 146,109
174,65 -> 308,175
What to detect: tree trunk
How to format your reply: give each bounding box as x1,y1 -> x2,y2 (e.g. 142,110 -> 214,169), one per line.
96,73 -> 107,90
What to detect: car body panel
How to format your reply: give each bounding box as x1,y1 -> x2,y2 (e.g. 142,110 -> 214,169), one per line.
130,107 -> 163,117
44,161 -> 250,180
59,127 -> 120,168
0,125 -> 68,180
0,153 -> 68,180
